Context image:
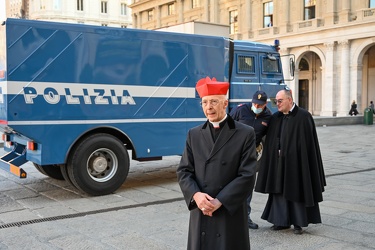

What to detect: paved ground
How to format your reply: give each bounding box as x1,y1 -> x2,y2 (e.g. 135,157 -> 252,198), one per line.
0,124 -> 374,249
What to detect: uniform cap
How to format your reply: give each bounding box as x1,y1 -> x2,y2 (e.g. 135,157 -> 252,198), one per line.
252,90 -> 268,105
196,77 -> 229,98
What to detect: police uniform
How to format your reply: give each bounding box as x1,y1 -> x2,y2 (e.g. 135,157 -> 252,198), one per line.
229,90 -> 272,230
229,101 -> 272,147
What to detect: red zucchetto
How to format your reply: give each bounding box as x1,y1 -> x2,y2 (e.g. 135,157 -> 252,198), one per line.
196,77 -> 229,98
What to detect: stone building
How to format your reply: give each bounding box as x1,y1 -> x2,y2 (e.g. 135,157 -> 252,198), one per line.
130,0 -> 375,116
1,0 -> 132,28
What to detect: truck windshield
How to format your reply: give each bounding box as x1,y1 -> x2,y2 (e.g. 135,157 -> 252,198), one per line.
262,57 -> 280,73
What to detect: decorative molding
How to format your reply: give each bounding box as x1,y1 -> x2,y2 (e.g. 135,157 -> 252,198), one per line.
324,42 -> 335,51
338,40 -> 350,49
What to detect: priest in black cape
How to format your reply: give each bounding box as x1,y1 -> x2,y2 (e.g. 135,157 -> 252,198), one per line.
254,88 -> 326,235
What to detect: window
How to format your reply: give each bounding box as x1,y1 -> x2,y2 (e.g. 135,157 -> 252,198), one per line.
192,0 -> 199,9
121,3 -> 127,15
299,58 -> 309,71
101,24 -> 108,26
40,0 -> 46,10
148,9 -> 154,21
101,1 -> 108,14
263,2 -> 273,28
168,3 -> 175,15
121,25 -> 127,28
77,0 -> 83,11
304,0 -> 316,20
229,10 -> 238,34
238,56 -> 255,74
370,0 -> 375,8
262,57 -> 280,73
53,0 -> 61,10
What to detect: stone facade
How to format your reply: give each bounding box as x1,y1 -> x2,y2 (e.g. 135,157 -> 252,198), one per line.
130,0 -> 375,116
1,0 -> 132,28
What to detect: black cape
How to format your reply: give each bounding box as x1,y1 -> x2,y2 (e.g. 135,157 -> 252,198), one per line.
255,105 -> 326,207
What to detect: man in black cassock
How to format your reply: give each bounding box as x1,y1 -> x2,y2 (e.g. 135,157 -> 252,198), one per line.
255,89 -> 326,235
177,77 -> 257,249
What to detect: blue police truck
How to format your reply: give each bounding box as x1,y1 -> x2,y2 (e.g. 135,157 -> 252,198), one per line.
0,18 -> 290,195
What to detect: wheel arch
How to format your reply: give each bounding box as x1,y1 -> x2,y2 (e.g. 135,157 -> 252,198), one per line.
65,126 -> 137,164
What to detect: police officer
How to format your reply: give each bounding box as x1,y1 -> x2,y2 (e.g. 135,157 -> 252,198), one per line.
229,90 -> 272,229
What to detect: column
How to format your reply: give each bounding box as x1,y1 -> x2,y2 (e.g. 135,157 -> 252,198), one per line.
320,42 -> 335,116
351,64 -> 363,113
245,0 -> 254,39
210,0 -> 219,24
132,13 -> 138,29
156,5 -> 161,28
339,0 -> 350,23
279,0 -> 290,33
204,0 -> 209,22
337,40 -> 350,116
323,0 -> 336,25
178,0 -> 184,23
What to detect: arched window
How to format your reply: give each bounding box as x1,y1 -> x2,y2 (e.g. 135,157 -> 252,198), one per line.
299,58 -> 309,71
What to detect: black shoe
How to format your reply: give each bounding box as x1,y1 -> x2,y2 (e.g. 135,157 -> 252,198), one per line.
270,225 -> 290,231
248,220 -> 259,229
293,225 -> 303,235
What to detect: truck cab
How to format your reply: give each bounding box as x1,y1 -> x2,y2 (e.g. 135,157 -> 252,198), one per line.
229,40 -> 286,113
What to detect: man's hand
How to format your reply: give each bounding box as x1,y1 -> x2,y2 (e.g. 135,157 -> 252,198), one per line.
193,192 -> 222,217
204,198 -> 222,217
256,142 -> 263,161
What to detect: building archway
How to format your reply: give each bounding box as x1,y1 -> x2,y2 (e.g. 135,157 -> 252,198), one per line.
351,39 -> 375,112
296,52 -> 322,115
362,46 -> 375,110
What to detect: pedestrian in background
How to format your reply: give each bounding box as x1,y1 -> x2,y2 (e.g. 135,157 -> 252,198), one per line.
229,90 -> 272,230
255,88 -> 326,235
349,100 -> 359,116
177,77 -> 257,250
370,101 -> 374,114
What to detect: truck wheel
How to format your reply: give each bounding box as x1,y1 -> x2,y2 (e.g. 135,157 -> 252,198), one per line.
67,134 -> 129,196
60,164 -> 76,187
33,163 -> 65,180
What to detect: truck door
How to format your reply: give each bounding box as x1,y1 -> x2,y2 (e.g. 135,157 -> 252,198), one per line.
228,52 -> 260,111
259,52 -> 283,81
256,52 -> 285,111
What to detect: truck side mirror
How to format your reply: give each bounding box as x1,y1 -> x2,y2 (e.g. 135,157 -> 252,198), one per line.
290,58 -> 295,77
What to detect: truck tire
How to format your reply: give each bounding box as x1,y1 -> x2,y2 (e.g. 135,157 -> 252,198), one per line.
60,164 -> 76,187
33,163 -> 65,180
67,134 -> 129,196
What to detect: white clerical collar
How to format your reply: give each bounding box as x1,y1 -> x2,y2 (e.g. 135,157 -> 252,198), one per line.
209,114 -> 228,128
290,103 -> 296,112
284,103 -> 296,114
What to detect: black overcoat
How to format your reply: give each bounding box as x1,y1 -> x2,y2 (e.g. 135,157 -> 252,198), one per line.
255,105 -> 326,207
177,115 -> 257,250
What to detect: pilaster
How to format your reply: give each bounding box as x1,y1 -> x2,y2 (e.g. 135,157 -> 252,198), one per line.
178,0 -> 184,23
339,0 -> 350,24
320,42 -> 336,116
322,0 -> 337,25
337,40 -> 350,116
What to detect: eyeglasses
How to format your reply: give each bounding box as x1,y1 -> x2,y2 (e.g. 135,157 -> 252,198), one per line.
274,99 -> 285,104
200,99 -> 220,107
